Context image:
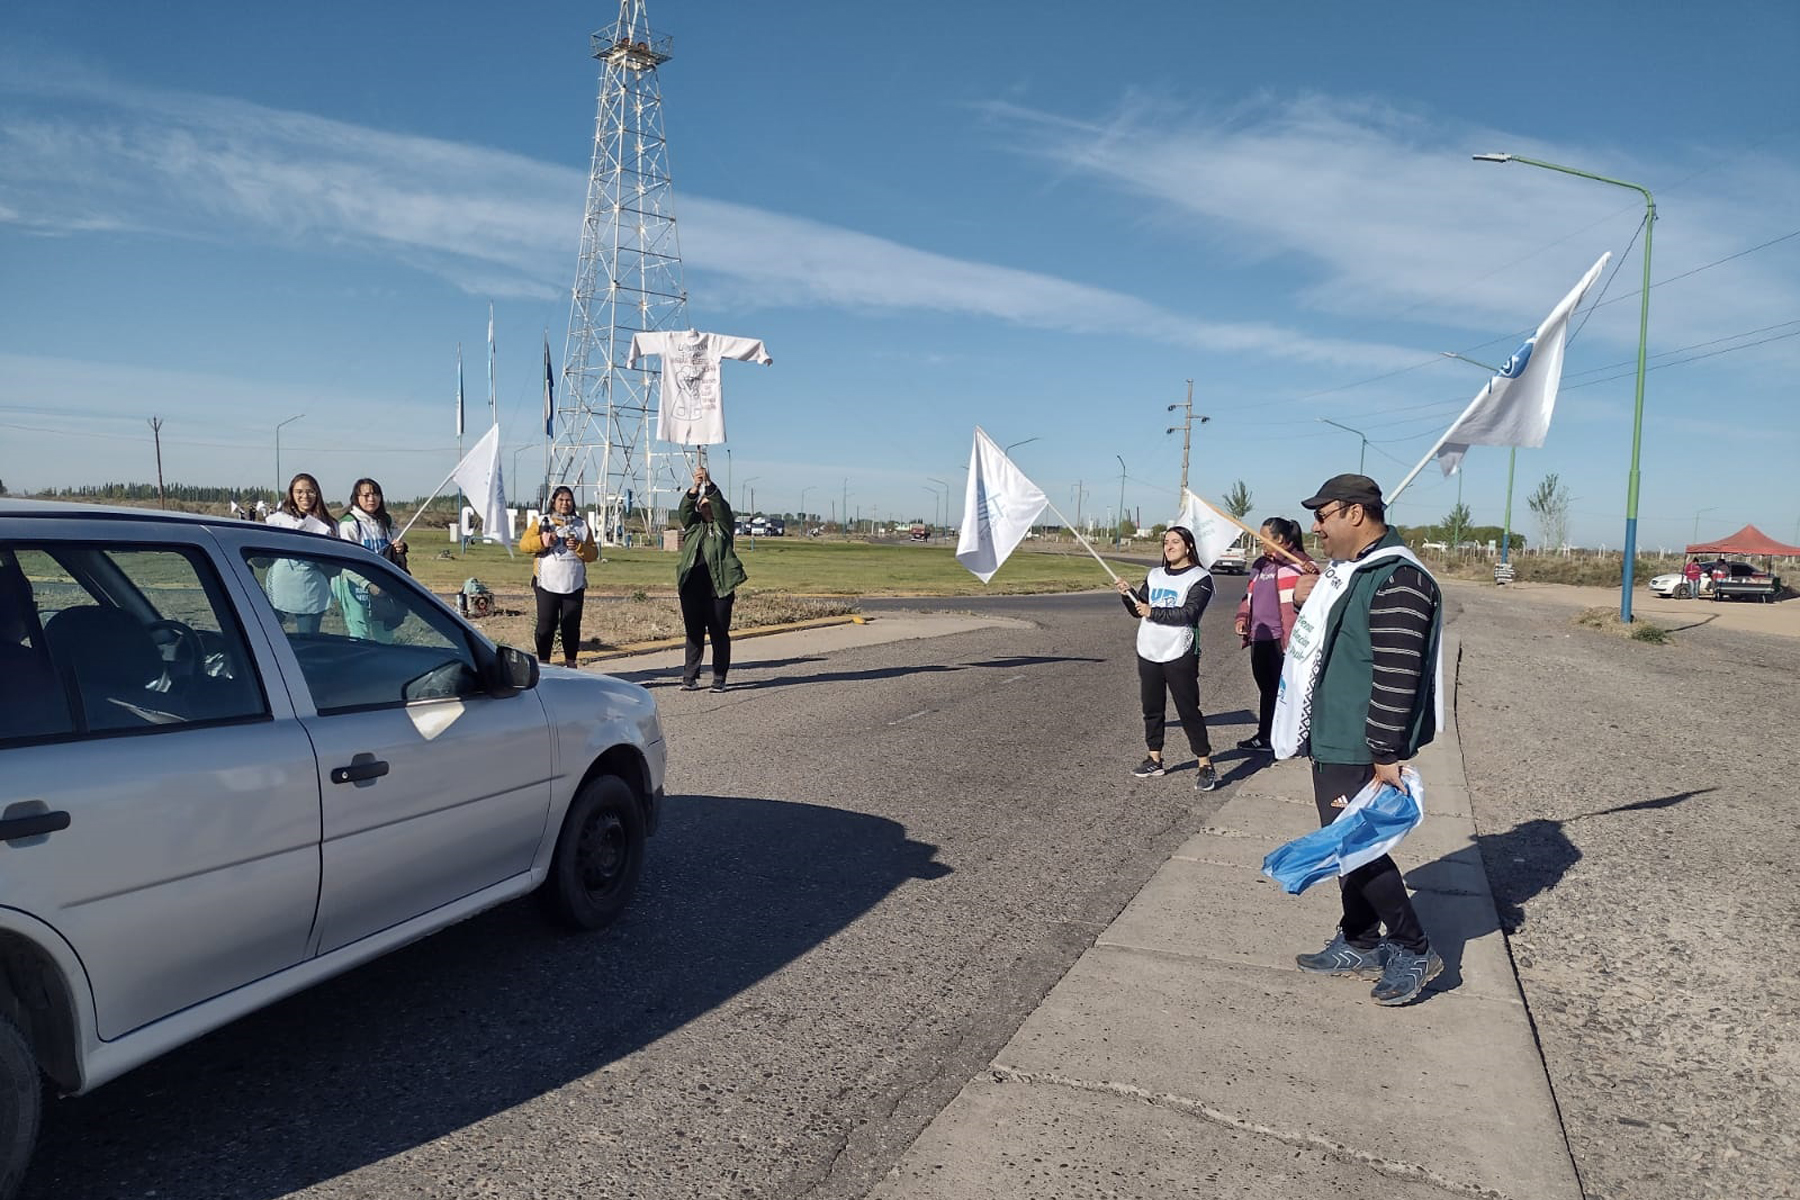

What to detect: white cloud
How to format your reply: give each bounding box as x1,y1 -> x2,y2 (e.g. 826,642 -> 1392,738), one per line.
978,94 -> 1800,358
0,70 -> 1421,371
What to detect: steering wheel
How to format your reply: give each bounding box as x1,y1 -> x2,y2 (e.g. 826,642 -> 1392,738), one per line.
147,619 -> 205,682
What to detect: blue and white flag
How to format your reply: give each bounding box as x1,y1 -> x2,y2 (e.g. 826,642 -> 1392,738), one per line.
1260,769 -> 1426,895
1434,253 -> 1609,476
452,424 -> 510,548
956,427 -> 1049,583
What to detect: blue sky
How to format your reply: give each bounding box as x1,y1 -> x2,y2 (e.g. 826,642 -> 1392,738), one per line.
3,0 -> 1797,550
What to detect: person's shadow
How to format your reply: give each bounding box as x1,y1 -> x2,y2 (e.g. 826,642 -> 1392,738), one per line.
28,794 -> 951,1200
1406,788 -> 1713,997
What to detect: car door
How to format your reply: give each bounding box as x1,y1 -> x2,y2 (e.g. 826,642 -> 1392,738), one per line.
234,540 -> 552,954
0,535 -> 321,1041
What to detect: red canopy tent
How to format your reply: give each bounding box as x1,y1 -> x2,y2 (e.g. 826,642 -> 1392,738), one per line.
1684,525 -> 1800,558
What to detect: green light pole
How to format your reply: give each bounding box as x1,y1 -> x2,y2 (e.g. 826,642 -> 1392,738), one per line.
1440,352 -> 1517,563
1316,417 -> 1369,475
1474,152 -> 1655,621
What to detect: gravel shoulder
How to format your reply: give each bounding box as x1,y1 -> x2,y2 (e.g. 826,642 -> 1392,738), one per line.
1444,579 -> 1800,1200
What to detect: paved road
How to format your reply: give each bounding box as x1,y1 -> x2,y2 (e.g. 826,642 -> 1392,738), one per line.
31,585 -> 1264,1198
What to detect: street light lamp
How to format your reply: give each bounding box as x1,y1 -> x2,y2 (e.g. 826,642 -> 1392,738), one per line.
1316,417 -> 1370,475
274,413 -> 305,495
1475,151 -> 1655,620
1692,507 -> 1717,544
1115,454 -> 1127,548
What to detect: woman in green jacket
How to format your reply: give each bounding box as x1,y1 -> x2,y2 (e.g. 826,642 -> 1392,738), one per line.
677,465 -> 747,691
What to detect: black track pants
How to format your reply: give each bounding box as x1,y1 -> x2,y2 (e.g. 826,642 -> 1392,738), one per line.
1311,760 -> 1428,953
1250,639 -> 1284,742
533,583 -> 585,663
1137,651 -> 1212,758
679,568 -> 736,684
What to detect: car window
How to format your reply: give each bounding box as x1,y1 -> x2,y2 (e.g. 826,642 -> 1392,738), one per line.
8,542 -> 267,738
240,548 -> 483,713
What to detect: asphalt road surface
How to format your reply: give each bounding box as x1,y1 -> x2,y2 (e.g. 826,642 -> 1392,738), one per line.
31,583 -> 1267,1199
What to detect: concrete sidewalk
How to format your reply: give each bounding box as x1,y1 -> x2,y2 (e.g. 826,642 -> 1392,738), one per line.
869,631 -> 1584,1200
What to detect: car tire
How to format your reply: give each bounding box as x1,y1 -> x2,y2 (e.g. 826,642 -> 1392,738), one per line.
0,1017 -> 41,1200
537,774 -> 646,931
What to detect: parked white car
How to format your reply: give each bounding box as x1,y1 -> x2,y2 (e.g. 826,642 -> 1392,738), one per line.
1647,572 -> 1687,598
0,501 -> 667,1196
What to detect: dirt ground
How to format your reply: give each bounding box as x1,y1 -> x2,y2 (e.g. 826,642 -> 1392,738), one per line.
1443,579 -> 1800,1199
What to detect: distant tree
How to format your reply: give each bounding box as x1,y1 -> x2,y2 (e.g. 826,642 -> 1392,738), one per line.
1442,502 -> 1473,548
1223,480 -> 1253,520
1527,473 -> 1571,553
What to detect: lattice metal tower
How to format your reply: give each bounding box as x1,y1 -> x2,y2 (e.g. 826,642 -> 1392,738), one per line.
552,1 -> 688,540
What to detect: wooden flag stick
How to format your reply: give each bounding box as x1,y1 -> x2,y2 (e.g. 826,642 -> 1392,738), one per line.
1041,498 -> 1120,583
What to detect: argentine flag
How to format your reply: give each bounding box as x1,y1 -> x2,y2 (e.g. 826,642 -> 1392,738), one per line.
1261,769 -> 1426,895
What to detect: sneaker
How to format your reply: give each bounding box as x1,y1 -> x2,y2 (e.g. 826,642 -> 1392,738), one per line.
709,680 -> 727,693
680,679 -> 702,691
1370,944 -> 1444,1006
1236,735 -> 1272,752
1131,756 -> 1166,778
1195,761 -> 1220,791
1295,931 -> 1385,978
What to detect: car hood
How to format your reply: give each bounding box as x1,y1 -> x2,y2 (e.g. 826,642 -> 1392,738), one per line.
534,666 -> 663,746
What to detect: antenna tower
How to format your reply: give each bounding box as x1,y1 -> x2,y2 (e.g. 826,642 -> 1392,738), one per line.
553,1 -> 687,540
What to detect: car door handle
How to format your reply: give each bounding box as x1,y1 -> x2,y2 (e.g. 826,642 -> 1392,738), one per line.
330,758 -> 390,785
0,810 -> 72,840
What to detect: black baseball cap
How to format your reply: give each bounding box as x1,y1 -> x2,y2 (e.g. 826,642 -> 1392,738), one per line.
1301,473 -> 1383,511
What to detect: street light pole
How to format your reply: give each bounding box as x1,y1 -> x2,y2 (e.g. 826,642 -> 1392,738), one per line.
799,485 -> 815,527
1115,455 -> 1127,548
1005,436 -> 1041,455
1475,151 -> 1655,620
921,485 -> 939,538
927,477 -> 950,540
1167,379 -> 1208,505
274,413 -> 305,496
1316,417 -> 1369,476
1693,507 -> 1716,544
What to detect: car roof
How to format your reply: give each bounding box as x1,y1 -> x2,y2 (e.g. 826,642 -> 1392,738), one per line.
0,499 -> 335,547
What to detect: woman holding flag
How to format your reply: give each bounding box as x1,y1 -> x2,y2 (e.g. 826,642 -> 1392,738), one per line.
1115,525 -> 1219,791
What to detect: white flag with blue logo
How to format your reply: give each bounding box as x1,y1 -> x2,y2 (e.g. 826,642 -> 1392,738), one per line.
956,427 -> 1049,583
1435,253 -> 1610,476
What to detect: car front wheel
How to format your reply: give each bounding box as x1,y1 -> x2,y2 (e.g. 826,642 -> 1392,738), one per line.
0,1017 -> 41,1200
537,774 -> 646,931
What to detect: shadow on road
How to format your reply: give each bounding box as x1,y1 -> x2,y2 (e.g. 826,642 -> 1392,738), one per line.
1405,787 -> 1714,997
29,794 -> 949,1200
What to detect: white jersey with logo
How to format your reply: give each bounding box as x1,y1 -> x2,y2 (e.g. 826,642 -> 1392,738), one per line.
1132,564 -> 1214,663
627,329 -> 772,445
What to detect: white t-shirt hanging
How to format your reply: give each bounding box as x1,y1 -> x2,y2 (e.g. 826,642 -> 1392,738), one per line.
628,329 -> 772,445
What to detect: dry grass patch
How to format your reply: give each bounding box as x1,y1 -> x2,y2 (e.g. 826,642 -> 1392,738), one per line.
1574,606 -> 1671,644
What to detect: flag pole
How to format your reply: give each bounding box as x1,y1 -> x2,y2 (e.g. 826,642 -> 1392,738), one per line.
1042,498 -> 1120,583
396,463 -> 464,545
1386,391 -> 1485,506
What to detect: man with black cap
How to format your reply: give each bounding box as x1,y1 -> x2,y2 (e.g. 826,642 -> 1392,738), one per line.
1274,473 -> 1444,1006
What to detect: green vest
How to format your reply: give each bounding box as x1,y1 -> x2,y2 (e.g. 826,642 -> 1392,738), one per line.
1308,530 -> 1442,764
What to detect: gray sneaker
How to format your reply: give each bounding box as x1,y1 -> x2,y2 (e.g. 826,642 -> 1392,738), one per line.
1370,944 -> 1444,1006
1295,931 -> 1384,978
1131,756 -> 1166,778
1195,761 -> 1219,791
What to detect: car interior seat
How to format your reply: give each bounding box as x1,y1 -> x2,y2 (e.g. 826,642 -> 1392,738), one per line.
43,605 -> 183,729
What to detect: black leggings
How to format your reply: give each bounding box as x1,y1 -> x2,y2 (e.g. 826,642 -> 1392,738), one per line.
1311,761 -> 1428,953
533,583 -> 585,662
679,568 -> 736,684
1250,639 -> 1284,741
1137,651 -> 1212,758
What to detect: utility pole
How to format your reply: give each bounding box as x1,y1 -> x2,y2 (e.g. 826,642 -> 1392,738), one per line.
1165,380 -> 1207,504
1115,455 -> 1127,548
1073,481 -> 1084,535
148,417 -> 167,509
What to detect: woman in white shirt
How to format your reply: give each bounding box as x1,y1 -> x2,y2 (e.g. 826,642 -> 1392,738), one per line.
1113,525 -> 1220,791
518,486 -> 598,667
263,472 -> 335,633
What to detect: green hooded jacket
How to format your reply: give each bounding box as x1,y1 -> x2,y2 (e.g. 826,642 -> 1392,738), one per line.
676,485 -> 748,597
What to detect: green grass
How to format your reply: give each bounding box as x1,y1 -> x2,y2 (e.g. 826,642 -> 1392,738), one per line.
409,536 -> 1137,597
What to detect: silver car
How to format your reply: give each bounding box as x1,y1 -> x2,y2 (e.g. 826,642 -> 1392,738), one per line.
0,501 -> 666,1197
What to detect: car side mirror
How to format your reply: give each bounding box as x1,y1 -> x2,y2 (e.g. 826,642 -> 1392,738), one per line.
492,645 -> 539,695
